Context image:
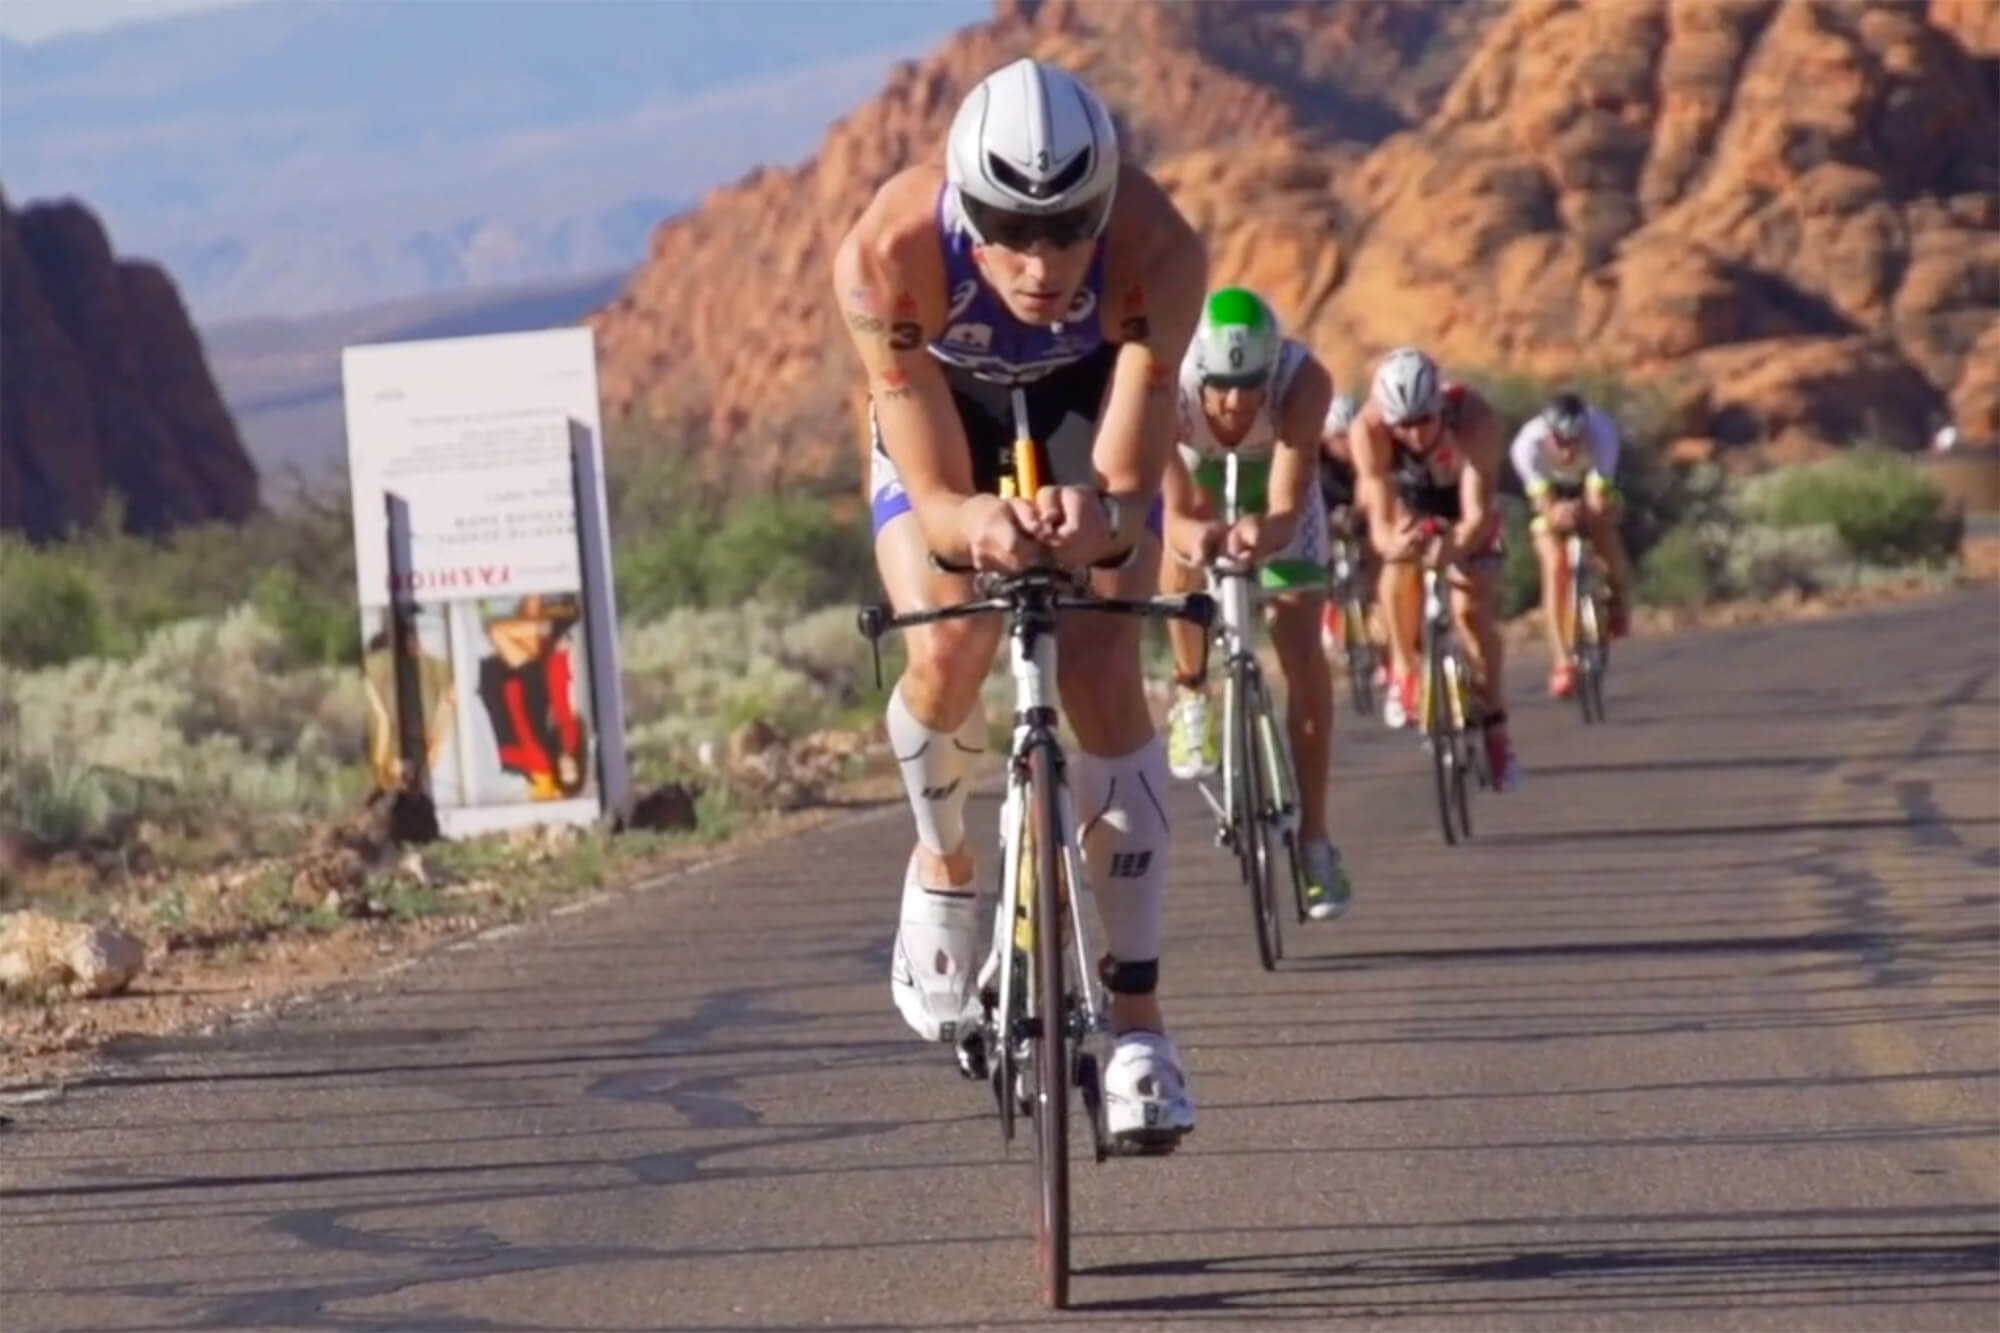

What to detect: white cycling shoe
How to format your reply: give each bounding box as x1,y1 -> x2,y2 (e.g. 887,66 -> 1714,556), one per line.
1103,1030 -> 1195,1152
889,852 -> 982,1043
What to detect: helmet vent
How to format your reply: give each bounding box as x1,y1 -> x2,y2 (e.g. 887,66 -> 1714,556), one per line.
987,146 -> 1092,202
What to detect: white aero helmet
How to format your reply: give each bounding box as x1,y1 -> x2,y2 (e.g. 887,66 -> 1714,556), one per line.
946,57 -> 1120,249
1323,391 -> 1360,437
1371,346 -> 1442,425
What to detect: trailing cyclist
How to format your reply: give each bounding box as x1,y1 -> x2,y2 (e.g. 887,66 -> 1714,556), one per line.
1348,346 -> 1521,791
832,56 -> 1208,1150
1508,391 -> 1636,698
1158,287 -> 1356,921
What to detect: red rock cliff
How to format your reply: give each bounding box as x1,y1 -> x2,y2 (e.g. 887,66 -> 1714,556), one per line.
587,0 -> 1998,483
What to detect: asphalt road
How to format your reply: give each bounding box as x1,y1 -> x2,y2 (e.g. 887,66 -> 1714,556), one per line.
5,589 -> 1997,1333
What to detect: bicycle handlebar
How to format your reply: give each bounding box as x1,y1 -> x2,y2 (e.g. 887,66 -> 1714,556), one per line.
856,557 -> 1217,648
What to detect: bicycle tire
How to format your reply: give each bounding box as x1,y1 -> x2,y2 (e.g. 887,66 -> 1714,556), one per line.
1575,573 -> 1602,725
1249,666 -> 1306,944
1587,575 -> 1611,723
992,781 -> 1025,1146
1448,653 -> 1474,838
1344,596 -> 1376,717
1233,660 -> 1281,970
1422,618 -> 1461,846
1026,741 -> 1071,1309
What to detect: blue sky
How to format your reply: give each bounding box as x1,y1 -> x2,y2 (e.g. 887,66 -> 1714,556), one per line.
2,0 -> 991,319
0,0 -> 259,42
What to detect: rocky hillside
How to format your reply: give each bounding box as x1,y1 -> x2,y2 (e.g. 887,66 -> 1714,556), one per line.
587,0 -> 1998,485
1,190 -> 258,543
586,0 -> 1503,489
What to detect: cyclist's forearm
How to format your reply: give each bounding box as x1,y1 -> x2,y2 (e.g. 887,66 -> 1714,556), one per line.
1453,483 -> 1494,554
1261,503 -> 1303,550
911,489 -> 988,564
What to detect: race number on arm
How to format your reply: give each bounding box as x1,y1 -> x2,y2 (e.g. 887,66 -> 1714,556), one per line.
829,168 -> 987,564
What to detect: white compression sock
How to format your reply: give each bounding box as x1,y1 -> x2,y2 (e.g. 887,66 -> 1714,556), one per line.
886,681 -> 986,862
1069,734 -> 1172,962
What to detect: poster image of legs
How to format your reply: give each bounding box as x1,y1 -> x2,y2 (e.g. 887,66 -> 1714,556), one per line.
361,604 -> 465,807
449,592 -> 596,806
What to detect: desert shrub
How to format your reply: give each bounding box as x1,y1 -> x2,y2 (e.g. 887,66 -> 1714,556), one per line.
1745,447 -> 1956,565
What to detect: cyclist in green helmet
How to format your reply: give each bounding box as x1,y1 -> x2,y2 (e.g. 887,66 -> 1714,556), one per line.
1158,286 -> 1356,922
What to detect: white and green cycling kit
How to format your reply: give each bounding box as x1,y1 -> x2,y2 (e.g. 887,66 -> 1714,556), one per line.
1176,336 -> 1326,591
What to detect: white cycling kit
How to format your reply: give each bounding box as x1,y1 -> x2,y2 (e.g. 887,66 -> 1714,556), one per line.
1508,405 -> 1621,498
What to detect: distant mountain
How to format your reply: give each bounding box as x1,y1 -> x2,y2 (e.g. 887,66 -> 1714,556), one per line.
1,0 -> 987,320
3,191 -> 257,542
202,268 -> 633,490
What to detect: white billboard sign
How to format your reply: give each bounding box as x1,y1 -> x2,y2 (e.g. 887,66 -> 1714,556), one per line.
341,327 -> 630,838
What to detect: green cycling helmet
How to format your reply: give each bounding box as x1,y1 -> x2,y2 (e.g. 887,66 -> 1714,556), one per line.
1191,286 -> 1281,388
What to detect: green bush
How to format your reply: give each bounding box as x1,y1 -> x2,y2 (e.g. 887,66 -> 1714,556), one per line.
613,483 -> 873,616
252,566 -> 360,667
0,539 -> 109,668
1749,448 -> 1956,565
701,492 -> 874,609
1638,523 -> 1717,608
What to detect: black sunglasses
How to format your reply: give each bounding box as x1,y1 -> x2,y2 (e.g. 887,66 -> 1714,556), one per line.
962,192 -> 1109,251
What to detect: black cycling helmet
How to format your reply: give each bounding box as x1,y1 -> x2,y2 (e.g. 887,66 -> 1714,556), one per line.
1541,391 -> 1587,441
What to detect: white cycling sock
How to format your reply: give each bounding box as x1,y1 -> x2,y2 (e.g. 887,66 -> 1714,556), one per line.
886,681 -> 985,863
1069,734 -> 1172,963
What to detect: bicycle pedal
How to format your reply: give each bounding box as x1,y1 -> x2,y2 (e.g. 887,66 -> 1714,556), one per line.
955,1028 -> 989,1082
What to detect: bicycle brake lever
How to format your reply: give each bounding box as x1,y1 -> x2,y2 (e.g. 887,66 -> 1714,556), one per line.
855,605 -> 887,689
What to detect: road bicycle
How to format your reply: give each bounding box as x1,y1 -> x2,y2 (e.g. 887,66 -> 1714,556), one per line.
856,388 -> 1214,1309
1560,528 -> 1612,724
1182,450 -> 1311,971
1413,518 -> 1490,845
1324,517 -> 1380,719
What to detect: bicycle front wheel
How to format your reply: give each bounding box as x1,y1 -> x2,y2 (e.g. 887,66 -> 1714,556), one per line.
1582,579 -> 1610,724
1233,660 -> 1281,970
1026,741 -> 1071,1309
1344,595 -> 1377,717
1422,625 -> 1461,846
1447,653 -> 1475,838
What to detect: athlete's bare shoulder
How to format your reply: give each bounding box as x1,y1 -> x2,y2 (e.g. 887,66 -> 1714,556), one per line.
1099,162 -> 1205,350
831,164 -> 948,334
1103,163 -> 1197,271
1349,400 -> 1395,477
1452,383 -> 1506,461
1279,347 -> 1334,443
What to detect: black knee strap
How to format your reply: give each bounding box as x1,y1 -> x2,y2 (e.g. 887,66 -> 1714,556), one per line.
1099,953 -> 1159,996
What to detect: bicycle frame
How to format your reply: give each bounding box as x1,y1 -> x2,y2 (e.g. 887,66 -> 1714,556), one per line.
1193,450 -> 1302,845
1179,450 -> 1310,967
1413,521 -> 1484,843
